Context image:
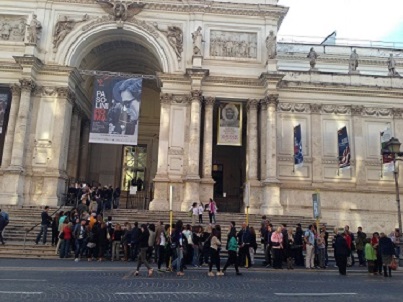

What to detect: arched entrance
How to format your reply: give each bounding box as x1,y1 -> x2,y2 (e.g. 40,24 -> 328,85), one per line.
62,26 -> 171,208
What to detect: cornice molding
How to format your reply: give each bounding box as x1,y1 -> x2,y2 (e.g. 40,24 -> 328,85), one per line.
278,102 -> 310,113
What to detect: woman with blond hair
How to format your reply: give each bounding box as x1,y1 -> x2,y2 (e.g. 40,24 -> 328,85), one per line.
271,226 -> 283,269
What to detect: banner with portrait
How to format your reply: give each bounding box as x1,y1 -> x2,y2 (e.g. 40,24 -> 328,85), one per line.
89,76 -> 143,145
0,92 -> 10,134
217,102 -> 242,146
337,126 -> 351,169
380,127 -> 394,172
293,124 -> 303,168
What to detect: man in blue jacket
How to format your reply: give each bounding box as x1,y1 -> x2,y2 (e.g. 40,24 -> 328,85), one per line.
35,206 -> 52,245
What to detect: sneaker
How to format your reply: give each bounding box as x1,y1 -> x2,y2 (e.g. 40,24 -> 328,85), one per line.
216,271 -> 224,276
74,258 -> 79,262
208,272 -> 215,277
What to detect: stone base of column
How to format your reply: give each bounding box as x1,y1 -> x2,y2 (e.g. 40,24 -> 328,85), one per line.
0,168 -> 26,206
182,176 -> 200,211
242,179 -> 261,214
261,181 -> 283,215
36,175 -> 68,207
200,178 -> 215,205
149,176 -> 169,211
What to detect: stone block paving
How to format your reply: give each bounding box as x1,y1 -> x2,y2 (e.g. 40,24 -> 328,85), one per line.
0,259 -> 402,302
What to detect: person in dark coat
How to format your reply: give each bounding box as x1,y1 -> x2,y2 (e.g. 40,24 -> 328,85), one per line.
130,222 -> 140,261
237,222 -> 251,268
333,228 -> 349,275
379,232 -> 395,277
294,223 -> 304,266
133,224 -> 153,277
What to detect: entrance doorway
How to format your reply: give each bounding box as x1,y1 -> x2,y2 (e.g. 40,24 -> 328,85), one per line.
212,101 -> 247,212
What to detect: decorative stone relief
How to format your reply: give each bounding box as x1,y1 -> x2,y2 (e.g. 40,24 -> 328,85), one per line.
351,105 -> 364,116
160,93 -> 173,105
362,107 -> 392,117
387,54 -> 399,77
172,95 -> 189,105
246,99 -> 259,110
154,24 -> 183,62
307,47 -> 318,69
96,0 -> 145,21
264,94 -> 279,108
349,49 -> 359,73
33,87 -> 58,97
190,90 -> 202,102
278,156 -> 313,163
0,15 -> 26,42
322,105 -> 351,115
10,84 -> 21,96
309,103 -> 321,114
19,79 -> 36,92
393,108 -> 403,118
53,15 -> 89,50
210,30 -> 257,59
192,26 -> 204,56
278,103 -> 310,113
204,97 -> 215,106
168,148 -> 184,156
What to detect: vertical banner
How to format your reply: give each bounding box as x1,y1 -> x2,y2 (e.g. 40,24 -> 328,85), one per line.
293,124 -> 303,168
217,102 -> 242,146
337,126 -> 351,169
380,127 -> 394,172
89,76 -> 143,145
0,92 -> 9,134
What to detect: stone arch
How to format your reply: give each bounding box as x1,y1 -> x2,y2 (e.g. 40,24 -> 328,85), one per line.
55,20 -> 179,73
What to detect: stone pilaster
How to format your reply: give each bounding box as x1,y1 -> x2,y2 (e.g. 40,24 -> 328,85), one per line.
67,107 -> 79,179
149,94 -> 172,210
351,105 -> 366,187
310,104 -> 323,183
261,94 -> 283,215
182,90 -> 202,211
200,96 -> 215,204
1,84 -> 21,169
78,120 -> 90,181
260,100 -> 267,180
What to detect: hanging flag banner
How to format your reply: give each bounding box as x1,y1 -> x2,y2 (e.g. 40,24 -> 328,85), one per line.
338,126 -> 351,169
89,76 -> 143,145
380,127 -> 394,172
294,124 -> 303,168
217,102 -> 242,146
0,92 -> 9,134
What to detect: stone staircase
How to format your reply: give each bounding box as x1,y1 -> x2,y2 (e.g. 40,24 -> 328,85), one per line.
0,206 -> 334,259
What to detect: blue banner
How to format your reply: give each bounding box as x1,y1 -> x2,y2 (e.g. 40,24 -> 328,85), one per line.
294,124 -> 303,168
338,126 -> 351,169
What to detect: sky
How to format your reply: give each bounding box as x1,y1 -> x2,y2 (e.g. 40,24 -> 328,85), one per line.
278,0 -> 403,45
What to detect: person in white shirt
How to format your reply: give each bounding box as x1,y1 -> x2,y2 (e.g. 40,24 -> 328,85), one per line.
198,203 -> 204,223
191,203 -> 199,226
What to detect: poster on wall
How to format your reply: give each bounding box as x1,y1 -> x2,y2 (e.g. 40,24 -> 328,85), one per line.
380,127 -> 394,172
0,93 -> 9,135
337,126 -> 351,169
89,76 -> 143,145
217,102 -> 242,146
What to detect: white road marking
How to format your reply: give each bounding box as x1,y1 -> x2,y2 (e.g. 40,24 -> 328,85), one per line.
115,292 -> 208,295
0,291 -> 43,295
275,293 -> 357,296
0,279 -> 46,282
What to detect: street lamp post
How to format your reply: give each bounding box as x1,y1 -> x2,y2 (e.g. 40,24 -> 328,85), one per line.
383,137 -> 403,233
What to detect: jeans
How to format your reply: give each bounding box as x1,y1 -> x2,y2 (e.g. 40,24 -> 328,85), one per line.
395,246 -> 401,258
60,239 -> 71,258
357,249 -> 366,265
209,213 -> 216,224
35,224 -> 49,244
173,247 -> 184,272
136,247 -> 152,271
157,245 -> 166,269
111,241 -> 121,260
192,245 -> 200,266
75,239 -> 86,258
318,248 -> 325,268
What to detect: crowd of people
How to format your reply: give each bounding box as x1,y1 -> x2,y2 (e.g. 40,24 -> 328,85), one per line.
32,198 -> 401,278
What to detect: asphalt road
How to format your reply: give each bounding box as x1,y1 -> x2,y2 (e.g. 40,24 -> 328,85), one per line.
0,259 -> 402,302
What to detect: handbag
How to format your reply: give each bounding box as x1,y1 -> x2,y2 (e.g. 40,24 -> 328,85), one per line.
58,232 -> 64,240
389,258 -> 398,270
87,242 -> 96,248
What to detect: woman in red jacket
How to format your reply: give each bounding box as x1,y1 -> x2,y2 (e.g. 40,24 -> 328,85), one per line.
60,222 -> 72,258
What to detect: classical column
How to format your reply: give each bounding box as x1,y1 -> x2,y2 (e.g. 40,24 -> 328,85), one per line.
261,94 -> 283,215
72,114 -> 82,179
247,99 -> 259,180
149,94 -> 172,210
182,90 -> 202,210
202,97 -> 215,179
78,120 -> 90,181
260,100 -> 267,180
9,78 -> 36,170
200,96 -> 215,204
310,104 -> 323,183
67,107 -> 79,178
1,84 -> 21,168
351,105 -> 366,187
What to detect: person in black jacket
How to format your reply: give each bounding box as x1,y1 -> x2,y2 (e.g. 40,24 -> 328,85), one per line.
130,222 -> 140,261
264,224 -> 273,268
35,206 -> 52,245
294,223 -> 304,266
333,228 -> 349,275
133,224 -> 153,277
237,222 -> 251,268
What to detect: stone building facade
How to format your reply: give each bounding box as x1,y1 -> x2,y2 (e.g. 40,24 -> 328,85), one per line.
0,0 -> 402,231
